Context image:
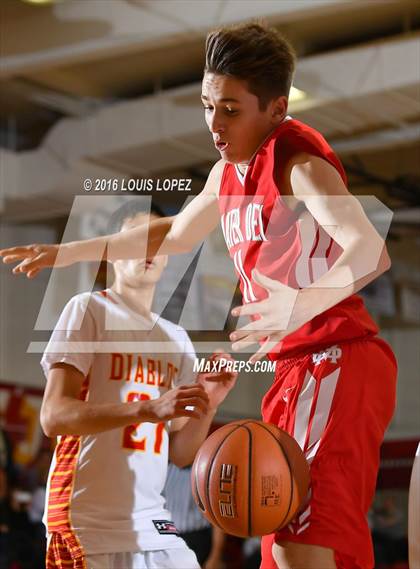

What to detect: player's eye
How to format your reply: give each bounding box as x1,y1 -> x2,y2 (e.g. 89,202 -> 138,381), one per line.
203,105 -> 213,111
225,108 -> 238,115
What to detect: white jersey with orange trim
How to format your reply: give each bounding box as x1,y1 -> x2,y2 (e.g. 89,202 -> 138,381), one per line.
41,289 -> 197,555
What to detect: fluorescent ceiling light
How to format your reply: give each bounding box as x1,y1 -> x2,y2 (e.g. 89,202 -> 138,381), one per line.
289,86 -> 307,103
21,0 -> 56,5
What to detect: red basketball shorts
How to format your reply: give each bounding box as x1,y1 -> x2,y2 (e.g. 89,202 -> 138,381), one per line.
260,337 -> 397,569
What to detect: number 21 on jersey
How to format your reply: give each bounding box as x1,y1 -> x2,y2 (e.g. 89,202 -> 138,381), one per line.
122,392 -> 165,454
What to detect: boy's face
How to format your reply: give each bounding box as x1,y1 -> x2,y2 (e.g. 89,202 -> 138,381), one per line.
113,213 -> 167,287
202,72 -> 286,163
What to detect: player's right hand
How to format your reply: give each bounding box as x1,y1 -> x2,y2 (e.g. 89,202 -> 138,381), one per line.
0,244 -> 63,278
139,384 -> 210,422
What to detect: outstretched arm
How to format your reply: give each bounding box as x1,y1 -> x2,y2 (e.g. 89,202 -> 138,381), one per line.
0,161 -> 224,278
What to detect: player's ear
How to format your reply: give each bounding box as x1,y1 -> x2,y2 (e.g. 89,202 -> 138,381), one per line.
269,95 -> 288,125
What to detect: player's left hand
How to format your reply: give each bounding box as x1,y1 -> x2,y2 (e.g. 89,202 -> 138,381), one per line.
197,351 -> 238,410
230,269 -> 315,363
0,243 -> 65,278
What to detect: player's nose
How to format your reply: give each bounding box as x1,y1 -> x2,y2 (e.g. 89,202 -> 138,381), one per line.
208,111 -> 225,134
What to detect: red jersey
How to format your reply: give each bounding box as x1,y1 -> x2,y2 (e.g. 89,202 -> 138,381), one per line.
218,118 -> 378,359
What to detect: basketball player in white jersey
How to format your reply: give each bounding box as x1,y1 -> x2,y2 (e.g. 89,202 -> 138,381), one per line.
40,200 -> 237,569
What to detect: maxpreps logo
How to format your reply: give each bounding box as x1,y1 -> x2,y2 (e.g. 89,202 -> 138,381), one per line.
193,358 -> 275,374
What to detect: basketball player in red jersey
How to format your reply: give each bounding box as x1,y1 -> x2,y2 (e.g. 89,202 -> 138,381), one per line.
1,23 -> 398,569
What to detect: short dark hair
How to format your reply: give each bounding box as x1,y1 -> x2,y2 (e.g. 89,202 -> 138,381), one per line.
107,199 -> 165,234
205,22 -> 296,110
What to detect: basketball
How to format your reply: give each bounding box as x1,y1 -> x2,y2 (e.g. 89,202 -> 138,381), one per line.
191,420 -> 310,537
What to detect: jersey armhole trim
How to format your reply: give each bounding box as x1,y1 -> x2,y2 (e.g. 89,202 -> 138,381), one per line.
219,161 -> 230,197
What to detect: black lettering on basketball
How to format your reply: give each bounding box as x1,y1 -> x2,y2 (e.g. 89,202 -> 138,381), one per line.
218,463 -> 237,518
205,424 -> 243,528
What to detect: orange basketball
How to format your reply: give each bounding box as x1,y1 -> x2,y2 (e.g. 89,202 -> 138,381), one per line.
191,420 -> 310,537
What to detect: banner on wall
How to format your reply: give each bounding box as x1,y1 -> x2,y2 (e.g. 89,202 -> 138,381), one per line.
0,381 -> 48,466
377,438 -> 419,489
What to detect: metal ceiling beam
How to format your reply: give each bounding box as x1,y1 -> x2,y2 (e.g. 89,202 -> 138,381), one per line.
1,34 -> 419,211
0,0 -> 348,79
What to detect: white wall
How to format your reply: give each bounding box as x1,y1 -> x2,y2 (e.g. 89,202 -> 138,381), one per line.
381,329 -> 420,440
0,225 -> 54,387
